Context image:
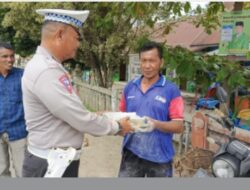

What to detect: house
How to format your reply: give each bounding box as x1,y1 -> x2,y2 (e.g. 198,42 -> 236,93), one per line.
149,1 -> 235,53
149,21 -> 220,53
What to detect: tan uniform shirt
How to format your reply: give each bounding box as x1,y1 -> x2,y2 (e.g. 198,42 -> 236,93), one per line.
22,46 -> 119,149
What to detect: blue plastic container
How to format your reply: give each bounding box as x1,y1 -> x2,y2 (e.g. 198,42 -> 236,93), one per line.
196,98 -> 220,110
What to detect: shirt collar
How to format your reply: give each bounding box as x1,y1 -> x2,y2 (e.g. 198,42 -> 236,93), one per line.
36,46 -> 54,60
36,46 -> 63,64
0,67 -> 15,78
36,46 -> 67,73
8,68 -> 15,76
133,74 -> 166,87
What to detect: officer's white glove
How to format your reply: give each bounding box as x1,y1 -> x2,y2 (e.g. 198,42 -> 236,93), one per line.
129,116 -> 155,133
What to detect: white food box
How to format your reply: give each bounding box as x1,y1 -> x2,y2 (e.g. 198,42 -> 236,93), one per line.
102,112 -> 153,132
102,112 -> 140,120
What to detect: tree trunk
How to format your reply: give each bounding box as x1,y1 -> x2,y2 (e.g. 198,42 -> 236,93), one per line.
90,52 -> 105,87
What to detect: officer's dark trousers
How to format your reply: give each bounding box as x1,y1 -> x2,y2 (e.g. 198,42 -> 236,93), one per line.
22,149 -> 80,177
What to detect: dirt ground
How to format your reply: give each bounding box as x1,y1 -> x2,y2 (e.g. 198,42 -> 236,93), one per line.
79,135 -> 178,178
78,134 -> 212,178
79,134 -> 123,177
9,135 -> 122,178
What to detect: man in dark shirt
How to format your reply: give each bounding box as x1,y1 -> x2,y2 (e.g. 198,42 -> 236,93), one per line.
0,42 -> 27,177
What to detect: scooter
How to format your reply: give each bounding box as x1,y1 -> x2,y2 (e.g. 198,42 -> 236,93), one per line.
195,83 -> 250,177
206,113 -> 250,177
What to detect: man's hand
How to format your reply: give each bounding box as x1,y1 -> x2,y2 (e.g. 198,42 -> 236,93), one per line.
117,117 -> 134,136
96,110 -> 109,116
130,116 -> 155,133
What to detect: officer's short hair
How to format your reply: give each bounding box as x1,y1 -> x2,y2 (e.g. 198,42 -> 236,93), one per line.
139,41 -> 163,59
0,42 -> 14,50
235,21 -> 244,27
42,21 -> 67,33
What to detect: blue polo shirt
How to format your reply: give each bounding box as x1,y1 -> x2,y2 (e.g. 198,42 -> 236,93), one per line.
120,75 -> 183,163
0,67 -> 27,141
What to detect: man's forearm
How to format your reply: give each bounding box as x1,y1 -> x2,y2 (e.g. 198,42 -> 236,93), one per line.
154,120 -> 184,133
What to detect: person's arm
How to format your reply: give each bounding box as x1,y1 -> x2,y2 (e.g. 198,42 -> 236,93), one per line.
117,117 -> 133,136
34,69 -> 133,136
151,119 -> 183,133
150,96 -> 184,134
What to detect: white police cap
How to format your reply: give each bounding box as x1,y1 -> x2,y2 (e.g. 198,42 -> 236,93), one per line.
36,9 -> 89,28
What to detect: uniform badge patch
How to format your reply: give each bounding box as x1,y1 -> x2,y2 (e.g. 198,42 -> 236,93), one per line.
59,74 -> 73,94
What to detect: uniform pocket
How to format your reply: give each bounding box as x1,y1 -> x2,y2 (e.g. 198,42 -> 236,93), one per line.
22,150 -> 48,177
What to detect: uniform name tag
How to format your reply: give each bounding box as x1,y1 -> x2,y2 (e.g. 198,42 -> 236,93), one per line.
59,74 -> 73,94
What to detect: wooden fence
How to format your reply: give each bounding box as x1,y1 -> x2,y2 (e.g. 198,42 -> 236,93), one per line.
76,81 -> 126,111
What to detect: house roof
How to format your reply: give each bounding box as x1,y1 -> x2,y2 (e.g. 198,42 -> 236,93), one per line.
149,21 -> 220,52
190,28 -> 220,48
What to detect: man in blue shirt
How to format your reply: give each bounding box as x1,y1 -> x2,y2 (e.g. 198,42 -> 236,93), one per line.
0,42 -> 27,177
119,41 -> 184,177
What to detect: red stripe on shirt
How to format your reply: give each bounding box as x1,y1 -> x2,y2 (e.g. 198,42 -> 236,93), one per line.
119,94 -> 126,112
169,96 -> 184,120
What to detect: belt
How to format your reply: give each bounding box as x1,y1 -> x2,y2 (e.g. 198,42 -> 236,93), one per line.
28,145 -> 82,161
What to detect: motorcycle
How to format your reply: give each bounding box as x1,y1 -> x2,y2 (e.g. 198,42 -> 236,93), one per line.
205,113 -> 250,177
194,83 -> 250,177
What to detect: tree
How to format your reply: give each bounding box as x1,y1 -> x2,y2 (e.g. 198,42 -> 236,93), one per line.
77,2 -> 161,87
164,46 -> 246,95
0,2 -> 162,87
0,6 -> 15,45
0,2 -> 75,56
0,2 -> 227,88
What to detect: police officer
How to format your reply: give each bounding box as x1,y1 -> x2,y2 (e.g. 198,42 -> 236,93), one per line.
21,9 -> 133,177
